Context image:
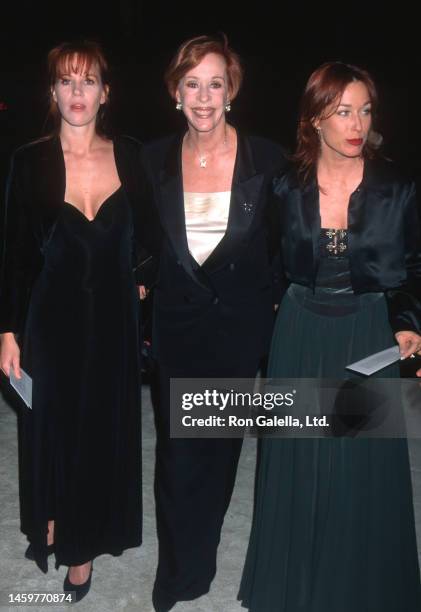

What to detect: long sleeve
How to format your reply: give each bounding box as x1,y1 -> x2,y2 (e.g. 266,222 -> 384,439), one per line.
385,181 -> 421,334
0,151 -> 38,334
132,145 -> 162,288
265,177 -> 288,305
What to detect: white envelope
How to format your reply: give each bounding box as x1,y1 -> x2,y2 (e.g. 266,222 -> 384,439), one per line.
346,346 -> 401,376
9,369 -> 33,408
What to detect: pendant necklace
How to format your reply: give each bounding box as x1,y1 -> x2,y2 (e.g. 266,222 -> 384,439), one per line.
199,154 -> 207,168
189,128 -> 228,169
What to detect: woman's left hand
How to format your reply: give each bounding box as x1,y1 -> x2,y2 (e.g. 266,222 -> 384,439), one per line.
395,330 -> 421,377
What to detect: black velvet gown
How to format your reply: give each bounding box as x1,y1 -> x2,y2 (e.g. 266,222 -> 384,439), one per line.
19,187 -> 142,571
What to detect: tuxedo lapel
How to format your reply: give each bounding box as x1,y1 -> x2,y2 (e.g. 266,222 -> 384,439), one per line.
203,132 -> 264,273
158,134 -> 211,290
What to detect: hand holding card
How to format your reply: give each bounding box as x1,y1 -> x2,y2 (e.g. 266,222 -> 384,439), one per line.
9,369 -> 32,408
346,346 -> 401,376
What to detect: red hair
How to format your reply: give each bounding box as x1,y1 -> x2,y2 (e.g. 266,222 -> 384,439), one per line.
294,62 -> 380,183
164,34 -> 243,100
46,40 -> 110,136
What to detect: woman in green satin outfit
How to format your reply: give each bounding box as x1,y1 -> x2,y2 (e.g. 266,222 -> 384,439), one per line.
239,62 -> 421,612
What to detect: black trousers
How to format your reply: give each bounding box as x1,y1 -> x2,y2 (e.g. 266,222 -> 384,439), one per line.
152,363 -> 258,607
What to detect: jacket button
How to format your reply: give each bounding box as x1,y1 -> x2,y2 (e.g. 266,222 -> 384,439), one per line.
229,263 -> 235,271
213,297 -> 219,305
176,259 -> 182,265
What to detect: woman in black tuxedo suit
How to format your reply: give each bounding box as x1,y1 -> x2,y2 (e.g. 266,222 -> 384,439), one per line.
142,35 -> 285,611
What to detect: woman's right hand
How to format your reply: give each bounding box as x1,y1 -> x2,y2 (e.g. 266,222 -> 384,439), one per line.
0,332 -> 21,378
138,285 -> 149,300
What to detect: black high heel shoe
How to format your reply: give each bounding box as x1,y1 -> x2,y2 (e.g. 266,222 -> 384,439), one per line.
63,563 -> 93,603
152,584 -> 177,612
25,543 -> 55,560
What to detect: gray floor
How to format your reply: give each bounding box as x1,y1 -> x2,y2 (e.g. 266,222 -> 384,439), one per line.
1,386 -> 421,612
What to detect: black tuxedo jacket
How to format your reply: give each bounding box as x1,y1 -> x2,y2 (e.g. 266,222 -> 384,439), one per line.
0,135 -> 160,334
142,131 -> 286,373
274,159 -> 421,334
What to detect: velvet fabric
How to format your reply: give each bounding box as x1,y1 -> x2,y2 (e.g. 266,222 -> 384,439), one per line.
0,135 -> 161,335
272,160 -> 421,335
0,135 -> 160,572
142,131 -> 286,609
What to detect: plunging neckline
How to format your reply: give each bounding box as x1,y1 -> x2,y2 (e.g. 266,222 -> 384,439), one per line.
64,185 -> 122,223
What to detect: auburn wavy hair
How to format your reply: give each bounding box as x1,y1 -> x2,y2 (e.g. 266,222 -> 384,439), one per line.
164,34 -> 243,101
46,40 -> 111,136
294,61 -> 380,183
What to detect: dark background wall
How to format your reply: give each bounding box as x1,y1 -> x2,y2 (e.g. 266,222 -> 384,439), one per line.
1,2 -> 420,164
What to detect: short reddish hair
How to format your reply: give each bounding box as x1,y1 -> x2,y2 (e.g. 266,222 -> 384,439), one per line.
46,40 -> 111,136
164,34 -> 243,100
294,62 -> 380,183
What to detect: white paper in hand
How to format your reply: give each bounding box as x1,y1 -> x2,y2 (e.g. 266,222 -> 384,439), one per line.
346,345 -> 401,376
9,369 -> 33,408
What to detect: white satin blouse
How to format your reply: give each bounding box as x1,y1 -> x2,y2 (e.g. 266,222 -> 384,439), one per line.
184,191 -> 231,265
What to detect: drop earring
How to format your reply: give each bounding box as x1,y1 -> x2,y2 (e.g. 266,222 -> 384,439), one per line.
225,100 -> 231,113
176,102 -> 182,111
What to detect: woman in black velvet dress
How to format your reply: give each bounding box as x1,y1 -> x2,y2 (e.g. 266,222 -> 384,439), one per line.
239,62 -> 421,612
0,41 -> 158,602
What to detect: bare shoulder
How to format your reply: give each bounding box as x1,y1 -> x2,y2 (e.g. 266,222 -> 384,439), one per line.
92,137 -> 115,160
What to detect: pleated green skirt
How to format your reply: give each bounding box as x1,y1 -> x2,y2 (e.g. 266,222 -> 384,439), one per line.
239,283 -> 421,612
